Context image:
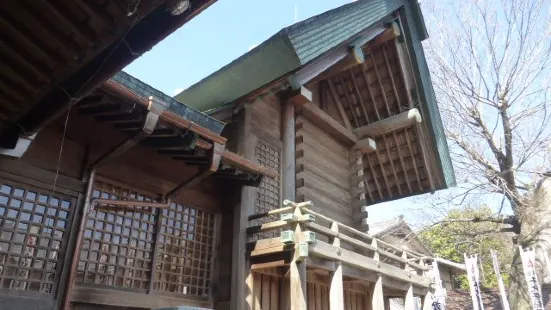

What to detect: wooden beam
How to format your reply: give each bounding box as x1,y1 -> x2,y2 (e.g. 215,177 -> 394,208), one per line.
288,26 -> 386,88
404,128 -> 423,192
287,86 -> 313,106
354,137 -> 377,153
368,22 -> 401,49
394,39 -> 415,108
308,241 -> 430,287
327,79 -> 353,130
353,108 -> 422,138
415,123 -> 436,191
297,102 -> 357,146
382,44 -> 402,113
310,46 -> 365,85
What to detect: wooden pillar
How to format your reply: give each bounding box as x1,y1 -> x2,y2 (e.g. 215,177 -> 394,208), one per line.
231,105 -> 256,310
290,205 -> 307,310
404,284 -> 415,310
329,222 -> 344,310
281,99 -> 295,201
282,86 -> 311,200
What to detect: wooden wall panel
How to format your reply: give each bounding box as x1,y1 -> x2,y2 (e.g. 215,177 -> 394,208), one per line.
296,116 -> 352,225
252,274 -> 367,310
251,95 -> 282,141
250,272 -> 282,310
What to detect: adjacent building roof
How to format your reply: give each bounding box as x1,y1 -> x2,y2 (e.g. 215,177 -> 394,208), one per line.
175,0 -> 456,189
435,257 -> 466,272
369,215 -> 432,256
447,290 -> 505,310
110,71 -> 225,134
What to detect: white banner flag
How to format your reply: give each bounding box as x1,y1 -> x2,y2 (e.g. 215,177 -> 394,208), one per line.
519,246 -> 544,310
490,250 -> 511,310
464,254 -> 485,310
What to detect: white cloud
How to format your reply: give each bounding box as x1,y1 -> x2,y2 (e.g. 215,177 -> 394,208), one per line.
172,88 -> 184,95
248,44 -> 258,51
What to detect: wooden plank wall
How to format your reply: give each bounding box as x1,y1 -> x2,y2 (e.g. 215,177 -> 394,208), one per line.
249,95 -> 283,240
295,115 -> 353,226
249,272 -> 368,310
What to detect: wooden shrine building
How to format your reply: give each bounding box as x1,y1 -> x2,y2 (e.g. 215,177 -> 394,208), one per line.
175,0 -> 456,309
0,0 -> 456,310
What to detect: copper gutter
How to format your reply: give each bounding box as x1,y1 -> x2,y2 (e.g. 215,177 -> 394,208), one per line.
102,80 -> 279,180
103,80 -> 226,144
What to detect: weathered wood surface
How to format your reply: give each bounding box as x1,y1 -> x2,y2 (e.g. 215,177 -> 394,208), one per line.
295,115 -> 353,225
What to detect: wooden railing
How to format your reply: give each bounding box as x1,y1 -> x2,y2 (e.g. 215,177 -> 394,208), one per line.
246,200 -> 434,310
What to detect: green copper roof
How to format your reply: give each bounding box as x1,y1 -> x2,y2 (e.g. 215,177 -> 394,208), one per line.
110,71 -> 225,134
175,0 -> 386,112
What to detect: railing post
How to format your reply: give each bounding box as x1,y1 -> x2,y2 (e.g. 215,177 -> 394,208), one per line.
405,284 -> 415,310
329,222 -> 344,310
290,204 -> 307,310
369,239 -> 384,310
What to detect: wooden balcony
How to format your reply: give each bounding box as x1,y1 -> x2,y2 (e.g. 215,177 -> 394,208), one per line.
246,200 -> 435,310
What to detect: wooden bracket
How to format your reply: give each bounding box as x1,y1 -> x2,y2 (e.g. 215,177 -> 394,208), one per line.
286,86 -> 312,106
90,96 -> 167,169
354,137 -> 377,153
165,141 -> 224,198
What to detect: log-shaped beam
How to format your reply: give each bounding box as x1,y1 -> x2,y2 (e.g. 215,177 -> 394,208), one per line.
288,26 -> 386,89
297,102 -> 357,146
354,108 -> 422,138
354,137 -> 377,153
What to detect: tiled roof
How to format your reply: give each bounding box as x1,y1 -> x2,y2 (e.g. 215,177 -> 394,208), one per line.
446,290 -> 504,310
369,215 -> 407,237
110,71 -> 225,134
285,0 -> 386,64
435,257 -> 466,272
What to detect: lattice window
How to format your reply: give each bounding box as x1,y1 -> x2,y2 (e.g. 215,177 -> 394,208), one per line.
0,181 -> 73,296
253,140 -> 281,239
76,180 -> 156,290
153,202 -> 215,297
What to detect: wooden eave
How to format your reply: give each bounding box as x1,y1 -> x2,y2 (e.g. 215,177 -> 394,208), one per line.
0,0 -> 216,147
77,80 -> 279,183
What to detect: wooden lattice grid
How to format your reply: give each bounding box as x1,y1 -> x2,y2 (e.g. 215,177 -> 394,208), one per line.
153,202 -> 215,297
76,180 -> 156,291
252,140 -> 281,240
0,181 -> 73,296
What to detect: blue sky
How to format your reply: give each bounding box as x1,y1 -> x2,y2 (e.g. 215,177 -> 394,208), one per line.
125,0 -> 354,96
